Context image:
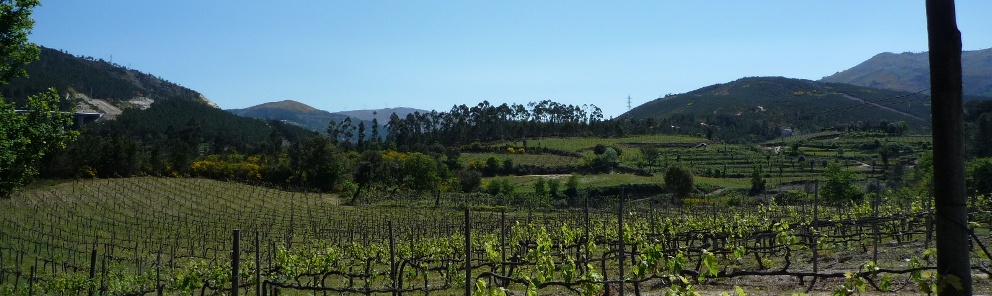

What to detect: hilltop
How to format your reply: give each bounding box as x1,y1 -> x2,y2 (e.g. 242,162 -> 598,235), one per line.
229,101 -> 426,132
0,46 -> 217,119
821,48 -> 992,97
622,76 -> 933,142
227,100 -> 352,132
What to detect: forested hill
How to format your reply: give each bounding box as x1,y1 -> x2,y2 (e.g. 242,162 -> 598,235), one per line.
621,77 -> 933,142
820,48 -> 992,97
227,100 -> 350,132
0,46 -> 217,110
41,98 -> 316,178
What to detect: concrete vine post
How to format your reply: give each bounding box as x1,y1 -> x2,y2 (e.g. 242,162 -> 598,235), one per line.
926,0 -> 972,294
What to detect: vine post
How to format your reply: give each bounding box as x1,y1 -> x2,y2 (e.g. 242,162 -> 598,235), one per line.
156,250 -> 162,296
100,255 -> 106,295
28,265 -> 34,296
872,179 -> 880,264
464,208 -> 471,296
926,0 -> 972,294
500,210 -> 507,288
389,221 -> 396,296
618,187 -> 625,296
255,231 -> 261,296
0,247 -> 4,283
808,180 -> 819,293
584,193 -> 590,265
232,229 -> 240,296
88,249 -> 96,296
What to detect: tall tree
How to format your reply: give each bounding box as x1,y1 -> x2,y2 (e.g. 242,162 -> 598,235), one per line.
292,135 -> 343,192
1,1 -> 77,197
402,152 -> 439,195
821,162 -> 862,202
1,89 -> 77,197
370,116 -> 380,145
351,150 -> 384,204
664,165 -> 694,203
0,0 -> 39,84
748,164 -> 766,196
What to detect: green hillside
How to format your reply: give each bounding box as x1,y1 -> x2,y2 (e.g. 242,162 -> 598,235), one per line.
107,99 -> 305,145
39,98 -> 315,178
622,77 -> 932,142
0,46 -> 214,108
820,48 -> 992,97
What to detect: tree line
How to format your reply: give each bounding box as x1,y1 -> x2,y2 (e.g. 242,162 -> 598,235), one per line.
328,100 -> 610,150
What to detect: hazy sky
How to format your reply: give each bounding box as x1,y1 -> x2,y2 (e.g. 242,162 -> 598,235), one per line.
28,1 -> 992,118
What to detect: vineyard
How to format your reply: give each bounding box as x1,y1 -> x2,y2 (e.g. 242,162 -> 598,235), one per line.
3,177 -> 992,295
468,133 -> 930,197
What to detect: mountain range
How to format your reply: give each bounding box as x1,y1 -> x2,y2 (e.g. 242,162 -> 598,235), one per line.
0,46 -> 427,130
226,101 -> 427,132
5,45 -> 990,140
821,48 -> 992,97
621,76 -> 942,141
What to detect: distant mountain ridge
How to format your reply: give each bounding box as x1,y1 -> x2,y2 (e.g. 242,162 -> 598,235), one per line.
821,48 -> 992,97
0,46 -> 218,119
227,100 -> 349,132
622,76 -> 935,142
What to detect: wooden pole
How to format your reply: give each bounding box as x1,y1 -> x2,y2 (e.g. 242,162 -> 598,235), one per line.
232,229 -> 240,296
465,208 -> 472,296
156,251 -> 163,296
500,211 -> 507,288
389,221 -> 397,296
808,180 -> 819,293
255,231 -> 261,296
618,189 -> 625,296
926,0 -> 972,294
88,249 -> 96,296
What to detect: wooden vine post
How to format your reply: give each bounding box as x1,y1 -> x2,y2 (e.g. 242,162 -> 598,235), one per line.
255,231 -> 261,296
618,188 -> 625,296
88,249 -> 97,296
389,221 -> 397,296
232,229 -> 242,296
464,208 -> 472,296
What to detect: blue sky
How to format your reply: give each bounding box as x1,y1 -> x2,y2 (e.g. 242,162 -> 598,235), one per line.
28,1 -> 992,118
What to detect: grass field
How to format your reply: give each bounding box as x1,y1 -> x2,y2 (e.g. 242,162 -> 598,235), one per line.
461,152 -> 581,168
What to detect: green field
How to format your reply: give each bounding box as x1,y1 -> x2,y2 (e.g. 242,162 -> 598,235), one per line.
461,153 -> 581,168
